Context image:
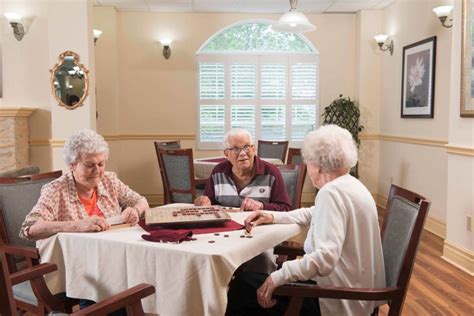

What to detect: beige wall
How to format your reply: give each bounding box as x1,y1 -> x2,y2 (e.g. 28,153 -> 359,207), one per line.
93,10 -> 358,202
1,0 -> 97,172
378,0 -> 452,224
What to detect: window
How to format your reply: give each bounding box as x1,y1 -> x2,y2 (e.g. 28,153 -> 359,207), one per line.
197,21 -> 319,149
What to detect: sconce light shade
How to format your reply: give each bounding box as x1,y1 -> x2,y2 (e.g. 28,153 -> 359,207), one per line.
271,0 -> 315,33
433,5 -> 453,28
4,12 -> 25,41
93,29 -> 103,45
373,34 -> 394,55
160,39 -> 172,59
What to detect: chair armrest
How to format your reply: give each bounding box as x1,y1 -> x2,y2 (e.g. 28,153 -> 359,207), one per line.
195,178 -> 208,186
9,262 -> 57,285
274,283 -> 401,301
72,283 -> 155,316
2,244 -> 40,259
274,241 -> 305,257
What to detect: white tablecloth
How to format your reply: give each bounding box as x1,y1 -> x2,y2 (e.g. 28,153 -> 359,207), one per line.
39,206 -> 303,316
194,156 -> 283,179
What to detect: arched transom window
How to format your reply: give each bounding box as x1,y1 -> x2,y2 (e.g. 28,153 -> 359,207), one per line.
196,21 -> 319,149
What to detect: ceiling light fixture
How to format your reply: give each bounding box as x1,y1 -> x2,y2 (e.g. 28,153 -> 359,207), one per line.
271,0 -> 315,33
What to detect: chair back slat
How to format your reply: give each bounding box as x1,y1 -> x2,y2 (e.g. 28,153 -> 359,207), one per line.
154,141 -> 181,204
286,147 -> 303,165
277,164 -> 306,209
381,184 -> 430,313
258,140 -> 289,162
158,148 -> 197,203
0,174 -> 61,248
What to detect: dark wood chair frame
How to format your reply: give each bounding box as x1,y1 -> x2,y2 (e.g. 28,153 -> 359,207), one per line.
276,164 -> 306,209
157,148 -> 207,204
1,248 -> 155,316
154,141 -> 181,204
257,140 -> 289,162
273,184 -> 430,316
286,147 -> 302,165
0,170 -> 63,184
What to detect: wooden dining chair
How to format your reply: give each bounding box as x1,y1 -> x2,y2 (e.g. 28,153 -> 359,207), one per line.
276,164 -> 306,210
154,141 -> 181,204
257,140 -> 289,162
0,248 -> 155,316
0,171 -> 78,314
158,148 -> 206,204
273,184 -> 431,316
286,147 -> 303,165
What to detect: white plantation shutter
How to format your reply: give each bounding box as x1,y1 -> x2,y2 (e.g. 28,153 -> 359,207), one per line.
231,64 -> 256,99
261,64 -> 286,99
200,105 -> 225,142
292,105 -> 317,141
261,105 -> 286,140
197,55 -> 318,148
231,105 -> 256,139
200,63 -> 225,99
292,63 -> 317,99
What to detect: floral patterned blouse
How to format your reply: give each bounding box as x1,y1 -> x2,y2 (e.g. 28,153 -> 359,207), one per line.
20,171 -> 146,241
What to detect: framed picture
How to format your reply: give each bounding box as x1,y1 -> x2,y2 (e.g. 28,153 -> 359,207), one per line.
401,36 -> 436,118
461,0 -> 474,117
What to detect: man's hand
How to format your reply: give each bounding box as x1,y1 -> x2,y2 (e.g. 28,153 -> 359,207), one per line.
257,276 -> 277,309
244,210 -> 274,233
121,207 -> 140,225
78,216 -> 110,232
239,197 -> 264,212
194,196 -> 211,206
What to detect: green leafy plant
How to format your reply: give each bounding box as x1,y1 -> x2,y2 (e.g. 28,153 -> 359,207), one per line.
322,94 -> 365,177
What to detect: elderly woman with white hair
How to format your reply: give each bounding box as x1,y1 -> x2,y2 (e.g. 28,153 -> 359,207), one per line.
20,129 -> 149,243
226,125 -> 385,316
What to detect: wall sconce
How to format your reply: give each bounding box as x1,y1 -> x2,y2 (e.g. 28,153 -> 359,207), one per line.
373,34 -> 394,55
433,5 -> 453,28
4,12 -> 25,41
160,39 -> 172,59
93,29 -> 103,45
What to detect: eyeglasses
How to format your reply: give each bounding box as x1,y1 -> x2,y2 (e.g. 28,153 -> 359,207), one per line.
226,144 -> 254,155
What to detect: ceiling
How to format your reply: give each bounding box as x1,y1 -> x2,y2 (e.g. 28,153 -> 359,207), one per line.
93,0 -> 396,14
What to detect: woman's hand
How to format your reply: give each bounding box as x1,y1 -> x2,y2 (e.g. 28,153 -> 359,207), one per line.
257,276 -> 277,309
239,197 -> 264,212
194,196 -> 211,206
78,216 -> 110,232
244,210 -> 274,233
121,207 -> 140,225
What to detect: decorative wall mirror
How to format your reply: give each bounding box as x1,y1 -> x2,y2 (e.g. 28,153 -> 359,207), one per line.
50,51 -> 89,110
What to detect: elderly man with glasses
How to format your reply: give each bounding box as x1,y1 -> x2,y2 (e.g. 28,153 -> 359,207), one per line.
195,128 -> 292,212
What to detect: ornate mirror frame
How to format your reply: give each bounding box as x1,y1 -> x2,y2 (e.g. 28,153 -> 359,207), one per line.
461,0 -> 474,117
50,51 -> 89,110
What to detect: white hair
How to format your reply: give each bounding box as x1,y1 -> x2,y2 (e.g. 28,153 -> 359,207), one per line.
224,128 -> 253,148
301,125 -> 357,172
63,129 -> 110,165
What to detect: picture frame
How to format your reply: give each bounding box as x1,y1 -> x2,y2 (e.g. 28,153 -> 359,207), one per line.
461,0 -> 474,117
401,36 -> 437,118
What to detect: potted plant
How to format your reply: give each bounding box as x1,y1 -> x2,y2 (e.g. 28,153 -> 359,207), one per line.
322,94 -> 364,177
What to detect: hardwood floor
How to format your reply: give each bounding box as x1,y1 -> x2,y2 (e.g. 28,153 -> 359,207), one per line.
379,229 -> 474,315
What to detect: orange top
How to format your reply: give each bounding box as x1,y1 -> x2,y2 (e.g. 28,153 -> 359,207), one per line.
79,189 -> 104,218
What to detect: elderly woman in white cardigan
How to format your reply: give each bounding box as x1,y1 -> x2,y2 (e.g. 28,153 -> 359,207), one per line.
226,125 -> 385,316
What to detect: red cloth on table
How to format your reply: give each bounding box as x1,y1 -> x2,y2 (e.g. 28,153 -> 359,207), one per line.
139,218 -> 244,243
